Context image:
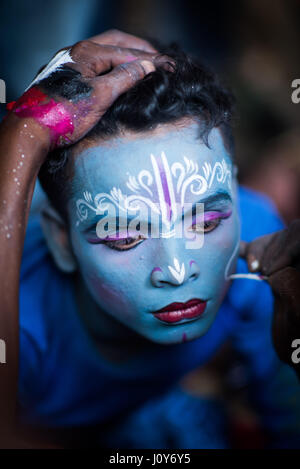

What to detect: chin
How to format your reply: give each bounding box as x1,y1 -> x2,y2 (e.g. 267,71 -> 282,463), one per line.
136,307 -> 218,345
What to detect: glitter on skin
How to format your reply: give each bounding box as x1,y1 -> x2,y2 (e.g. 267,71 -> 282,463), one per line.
7,87 -> 74,146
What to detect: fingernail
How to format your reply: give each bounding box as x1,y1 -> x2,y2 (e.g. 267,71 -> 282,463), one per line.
140,60 -> 155,75
124,55 -> 138,63
250,259 -> 259,271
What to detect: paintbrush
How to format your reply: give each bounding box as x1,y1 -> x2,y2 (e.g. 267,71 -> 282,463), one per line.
229,273 -> 268,282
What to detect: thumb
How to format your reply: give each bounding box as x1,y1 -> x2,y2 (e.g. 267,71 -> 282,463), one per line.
238,234 -> 276,273
238,239 -> 261,272
239,240 -> 248,259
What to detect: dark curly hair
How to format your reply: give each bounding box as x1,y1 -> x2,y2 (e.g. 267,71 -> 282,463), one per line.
38,44 -> 235,220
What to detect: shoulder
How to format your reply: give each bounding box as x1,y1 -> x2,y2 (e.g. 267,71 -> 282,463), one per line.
225,187 -> 285,376
19,214 -> 81,408
227,186 -> 283,329
237,185 -> 285,241
20,214 -> 75,355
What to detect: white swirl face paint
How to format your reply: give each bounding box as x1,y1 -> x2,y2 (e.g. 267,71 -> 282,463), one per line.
66,125 -> 241,344
25,48 -> 74,91
75,151 -> 232,239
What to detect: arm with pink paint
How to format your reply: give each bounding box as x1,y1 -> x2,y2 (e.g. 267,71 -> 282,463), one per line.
0,29 -> 162,446
0,112 -> 50,446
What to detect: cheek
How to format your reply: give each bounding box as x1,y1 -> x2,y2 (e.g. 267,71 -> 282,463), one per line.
87,273 -> 134,320
73,238 -> 143,315
212,218 -> 239,263
196,215 -> 239,295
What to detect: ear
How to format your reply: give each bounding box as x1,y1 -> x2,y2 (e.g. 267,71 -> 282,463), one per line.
40,203 -> 77,273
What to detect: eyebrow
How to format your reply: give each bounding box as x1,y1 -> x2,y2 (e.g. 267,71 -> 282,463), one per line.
82,214 -> 135,231
181,189 -> 232,220
189,189 -> 232,212
82,189 -> 233,231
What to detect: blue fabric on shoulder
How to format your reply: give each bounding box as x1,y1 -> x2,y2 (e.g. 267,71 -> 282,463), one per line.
17,186 -> 300,448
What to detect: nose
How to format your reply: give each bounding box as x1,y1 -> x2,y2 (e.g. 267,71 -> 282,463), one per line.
151,258 -> 200,288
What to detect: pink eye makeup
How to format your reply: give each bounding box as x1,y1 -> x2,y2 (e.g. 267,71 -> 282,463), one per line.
189,210 -> 232,234
204,210 -> 232,222
86,227 -> 146,251
84,209 -> 233,249
100,235 -> 146,251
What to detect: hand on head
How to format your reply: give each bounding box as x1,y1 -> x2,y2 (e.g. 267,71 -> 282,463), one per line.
7,29 -> 173,149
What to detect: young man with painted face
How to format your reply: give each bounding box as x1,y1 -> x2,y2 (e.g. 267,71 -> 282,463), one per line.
0,30 -> 299,448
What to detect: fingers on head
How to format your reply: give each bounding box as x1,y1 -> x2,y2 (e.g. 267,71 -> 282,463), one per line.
69,40 -> 100,76
93,59 -> 156,104
88,29 -> 158,53
70,41 -> 158,77
154,54 -> 176,72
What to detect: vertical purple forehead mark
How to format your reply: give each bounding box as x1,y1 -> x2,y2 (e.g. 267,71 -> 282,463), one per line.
182,332 -> 187,342
189,260 -> 196,267
157,155 -> 172,221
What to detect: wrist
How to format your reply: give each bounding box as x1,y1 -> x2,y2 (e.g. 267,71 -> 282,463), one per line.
5,87 -> 74,149
1,112 -> 51,156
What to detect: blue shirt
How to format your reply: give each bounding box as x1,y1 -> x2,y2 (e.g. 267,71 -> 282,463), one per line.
18,186 -> 300,447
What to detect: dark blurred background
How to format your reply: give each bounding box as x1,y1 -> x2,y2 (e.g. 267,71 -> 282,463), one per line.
0,0 -> 300,221
0,0 -> 299,448
1,0 -> 300,221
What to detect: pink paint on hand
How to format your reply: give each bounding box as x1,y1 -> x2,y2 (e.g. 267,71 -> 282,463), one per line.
124,55 -> 138,63
7,87 -> 74,146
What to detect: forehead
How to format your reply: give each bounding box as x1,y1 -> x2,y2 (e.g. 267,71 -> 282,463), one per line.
71,124 -> 232,196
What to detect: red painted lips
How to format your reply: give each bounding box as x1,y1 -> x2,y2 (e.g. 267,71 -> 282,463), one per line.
152,298 -> 207,323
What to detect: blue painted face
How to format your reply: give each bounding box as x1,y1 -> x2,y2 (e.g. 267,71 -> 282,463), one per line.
67,123 -> 240,344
